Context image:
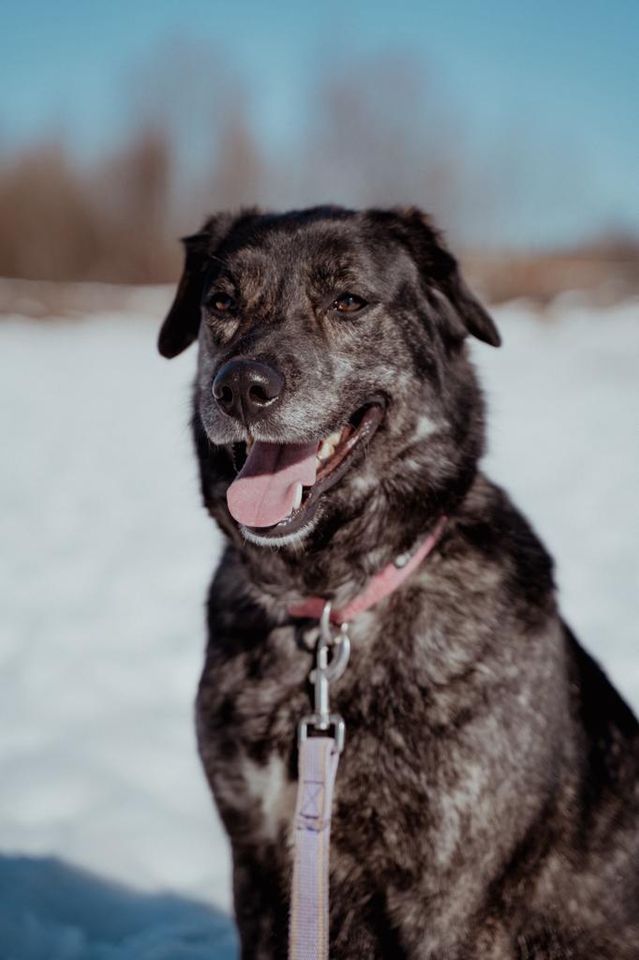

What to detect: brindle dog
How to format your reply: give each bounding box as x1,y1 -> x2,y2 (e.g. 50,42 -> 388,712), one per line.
158,206 -> 639,959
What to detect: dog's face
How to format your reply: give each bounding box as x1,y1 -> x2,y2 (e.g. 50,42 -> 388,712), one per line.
159,206 -> 500,550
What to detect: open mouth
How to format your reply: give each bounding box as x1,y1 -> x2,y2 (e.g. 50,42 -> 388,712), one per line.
226,399 -> 385,541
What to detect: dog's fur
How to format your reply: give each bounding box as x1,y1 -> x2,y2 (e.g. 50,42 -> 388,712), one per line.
158,206 -> 639,958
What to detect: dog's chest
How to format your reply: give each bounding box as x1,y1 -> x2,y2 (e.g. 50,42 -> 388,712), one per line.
197,625 -> 313,844
199,613 -> 437,850
233,750 -> 296,846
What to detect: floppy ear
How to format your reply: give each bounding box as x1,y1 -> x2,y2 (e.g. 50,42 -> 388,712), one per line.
158,210 -> 258,359
157,230 -> 210,358
381,206 -> 501,348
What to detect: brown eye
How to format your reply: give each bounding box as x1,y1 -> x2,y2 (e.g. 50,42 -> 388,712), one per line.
332,292 -> 367,314
210,292 -> 236,313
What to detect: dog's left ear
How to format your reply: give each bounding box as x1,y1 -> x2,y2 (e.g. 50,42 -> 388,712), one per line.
158,230 -> 211,358
380,206 -> 501,348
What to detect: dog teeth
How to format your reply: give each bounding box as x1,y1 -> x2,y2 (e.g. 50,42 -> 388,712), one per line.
246,435 -> 255,451
292,481 -> 303,510
318,440 -> 336,462
316,425 -> 353,465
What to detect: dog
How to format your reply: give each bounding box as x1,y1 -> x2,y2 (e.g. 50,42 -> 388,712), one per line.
158,206 -> 639,958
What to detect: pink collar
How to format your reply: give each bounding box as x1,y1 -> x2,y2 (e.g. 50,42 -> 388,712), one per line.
288,515 -> 447,626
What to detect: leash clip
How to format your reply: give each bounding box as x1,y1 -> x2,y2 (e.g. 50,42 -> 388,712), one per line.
298,601 -> 350,753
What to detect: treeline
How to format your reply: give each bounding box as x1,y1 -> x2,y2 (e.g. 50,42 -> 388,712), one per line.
1,45 -> 637,291
0,50 -> 494,283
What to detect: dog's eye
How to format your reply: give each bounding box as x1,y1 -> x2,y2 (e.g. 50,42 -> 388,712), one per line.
332,293 -> 367,315
209,293 -> 236,314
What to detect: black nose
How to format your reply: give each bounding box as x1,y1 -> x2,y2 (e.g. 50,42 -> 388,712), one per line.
212,359 -> 285,424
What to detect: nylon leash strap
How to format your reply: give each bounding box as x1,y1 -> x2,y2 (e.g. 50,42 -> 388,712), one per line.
289,603 -> 348,960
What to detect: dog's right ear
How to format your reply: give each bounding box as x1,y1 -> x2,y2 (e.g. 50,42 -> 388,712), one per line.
158,211 -> 256,359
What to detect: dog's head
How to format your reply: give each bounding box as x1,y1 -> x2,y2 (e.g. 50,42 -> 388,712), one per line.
159,206 -> 499,551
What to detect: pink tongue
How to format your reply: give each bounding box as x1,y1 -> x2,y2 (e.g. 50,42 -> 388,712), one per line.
227,441 -> 319,528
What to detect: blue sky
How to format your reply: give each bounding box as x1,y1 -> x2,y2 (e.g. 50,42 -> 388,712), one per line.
2,0 -> 638,247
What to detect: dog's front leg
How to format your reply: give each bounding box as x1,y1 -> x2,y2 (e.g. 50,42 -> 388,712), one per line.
329,912 -> 393,960
233,849 -> 390,960
324,876 -> 405,960
232,846 -> 290,960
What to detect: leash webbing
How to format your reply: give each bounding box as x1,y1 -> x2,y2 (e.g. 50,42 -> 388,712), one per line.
289,736 -> 340,960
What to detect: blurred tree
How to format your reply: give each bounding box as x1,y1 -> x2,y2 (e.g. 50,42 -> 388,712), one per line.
208,106 -> 263,210
97,128 -> 175,282
0,143 -> 102,280
297,54 -> 472,243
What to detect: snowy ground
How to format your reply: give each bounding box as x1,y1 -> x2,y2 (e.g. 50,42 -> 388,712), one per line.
1,290 -> 637,958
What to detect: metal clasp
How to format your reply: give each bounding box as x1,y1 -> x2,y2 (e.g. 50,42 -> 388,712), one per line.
298,601 -> 350,753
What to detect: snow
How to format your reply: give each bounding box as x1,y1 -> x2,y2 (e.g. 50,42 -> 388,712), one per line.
1,290 -> 637,957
